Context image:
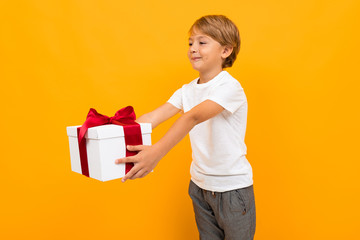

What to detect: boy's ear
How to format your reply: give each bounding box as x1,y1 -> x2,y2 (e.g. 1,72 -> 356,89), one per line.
221,46 -> 233,59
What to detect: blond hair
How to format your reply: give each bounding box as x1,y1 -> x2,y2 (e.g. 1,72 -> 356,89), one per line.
189,15 -> 241,68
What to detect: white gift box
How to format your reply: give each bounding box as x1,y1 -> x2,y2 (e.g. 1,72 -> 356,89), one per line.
66,123 -> 152,181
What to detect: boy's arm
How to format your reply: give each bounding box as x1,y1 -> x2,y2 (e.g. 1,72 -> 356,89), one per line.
116,100 -> 224,182
136,102 -> 181,129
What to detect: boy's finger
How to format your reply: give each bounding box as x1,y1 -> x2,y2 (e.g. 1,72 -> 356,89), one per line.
130,169 -> 146,180
121,166 -> 139,182
115,156 -> 137,164
127,145 -> 147,151
138,170 -> 150,179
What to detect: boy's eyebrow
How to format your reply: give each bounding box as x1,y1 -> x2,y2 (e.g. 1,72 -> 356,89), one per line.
188,35 -> 209,41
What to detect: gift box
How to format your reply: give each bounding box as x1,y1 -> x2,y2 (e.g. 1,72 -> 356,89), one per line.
66,106 -> 152,182
67,123 -> 152,181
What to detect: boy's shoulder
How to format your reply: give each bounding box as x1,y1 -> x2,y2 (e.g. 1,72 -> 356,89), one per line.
222,71 -> 241,84
212,71 -> 243,90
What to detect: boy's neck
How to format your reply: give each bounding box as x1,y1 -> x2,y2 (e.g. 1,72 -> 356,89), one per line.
198,68 -> 224,84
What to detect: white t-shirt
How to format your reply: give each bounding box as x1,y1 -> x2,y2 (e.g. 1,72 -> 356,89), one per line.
167,71 -> 253,192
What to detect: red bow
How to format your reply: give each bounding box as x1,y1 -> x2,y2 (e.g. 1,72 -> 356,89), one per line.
77,106 -> 142,177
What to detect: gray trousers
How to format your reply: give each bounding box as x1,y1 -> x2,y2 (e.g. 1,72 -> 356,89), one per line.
189,180 -> 256,240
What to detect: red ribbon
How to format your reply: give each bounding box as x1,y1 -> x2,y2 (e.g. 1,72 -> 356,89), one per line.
77,106 -> 143,177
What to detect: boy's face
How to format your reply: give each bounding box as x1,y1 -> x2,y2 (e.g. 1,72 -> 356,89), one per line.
188,29 -> 231,74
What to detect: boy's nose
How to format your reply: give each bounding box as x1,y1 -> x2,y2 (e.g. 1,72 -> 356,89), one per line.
189,45 -> 198,53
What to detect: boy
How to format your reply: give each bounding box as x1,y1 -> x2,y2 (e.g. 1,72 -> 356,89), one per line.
115,15 -> 256,240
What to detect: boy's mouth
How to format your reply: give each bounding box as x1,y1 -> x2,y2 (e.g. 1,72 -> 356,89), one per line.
191,57 -> 201,61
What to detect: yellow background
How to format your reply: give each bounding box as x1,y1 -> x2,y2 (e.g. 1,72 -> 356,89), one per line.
1,0 -> 359,239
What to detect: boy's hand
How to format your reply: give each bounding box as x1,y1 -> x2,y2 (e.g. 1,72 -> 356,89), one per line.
115,145 -> 161,183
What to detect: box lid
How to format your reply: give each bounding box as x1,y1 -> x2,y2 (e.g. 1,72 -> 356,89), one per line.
66,123 -> 152,139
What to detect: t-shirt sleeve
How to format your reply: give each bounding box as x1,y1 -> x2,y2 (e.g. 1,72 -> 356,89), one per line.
167,87 -> 183,110
206,81 -> 246,114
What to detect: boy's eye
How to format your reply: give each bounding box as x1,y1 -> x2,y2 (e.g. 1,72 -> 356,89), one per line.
199,42 -> 206,45
189,43 -> 193,46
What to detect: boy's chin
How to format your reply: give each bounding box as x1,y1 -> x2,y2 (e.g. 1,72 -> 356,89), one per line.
190,64 -> 203,72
